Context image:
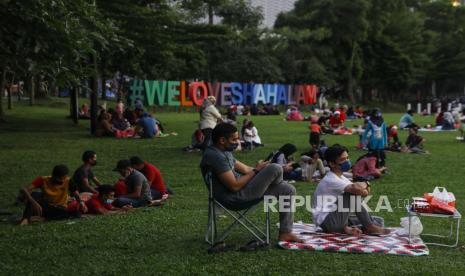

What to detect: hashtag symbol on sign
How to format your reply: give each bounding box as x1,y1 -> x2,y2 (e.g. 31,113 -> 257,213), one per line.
129,79 -> 145,107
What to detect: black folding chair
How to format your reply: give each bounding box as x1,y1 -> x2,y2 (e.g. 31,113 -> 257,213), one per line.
203,171 -> 270,245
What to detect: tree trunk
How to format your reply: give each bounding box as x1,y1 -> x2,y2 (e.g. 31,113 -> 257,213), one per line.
361,86 -> 369,105
29,74 -> 35,106
382,89 -> 389,109
208,2 -> 214,25
346,41 -> 357,105
90,54 -> 99,135
70,87 -> 79,125
0,69 -> 6,121
117,73 -> 124,102
101,58 -> 107,100
7,72 -> 14,110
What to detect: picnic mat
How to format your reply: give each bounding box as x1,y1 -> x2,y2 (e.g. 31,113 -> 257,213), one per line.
278,223 -> 429,257
418,127 -> 457,132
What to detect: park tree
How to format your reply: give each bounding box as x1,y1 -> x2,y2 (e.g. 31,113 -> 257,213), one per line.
360,0 -> 432,104
421,0 -> 465,97
275,0 -> 370,104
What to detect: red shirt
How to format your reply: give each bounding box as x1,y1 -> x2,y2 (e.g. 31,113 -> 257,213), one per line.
336,109 -> 347,122
329,116 -> 343,128
114,180 -> 127,197
142,162 -> 167,194
86,194 -> 113,214
309,124 -> 321,133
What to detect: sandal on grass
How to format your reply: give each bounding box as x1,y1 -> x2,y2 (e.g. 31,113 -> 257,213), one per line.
207,241 -> 235,254
239,240 -> 269,252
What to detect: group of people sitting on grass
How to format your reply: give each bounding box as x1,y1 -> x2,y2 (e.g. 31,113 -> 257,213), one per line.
201,123 -> 390,246
95,100 -> 176,139
184,96 -> 266,152
17,151 -> 169,225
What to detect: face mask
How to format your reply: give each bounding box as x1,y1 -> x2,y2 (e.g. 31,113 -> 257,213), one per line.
225,143 -> 239,152
339,160 -> 352,172
105,199 -> 114,205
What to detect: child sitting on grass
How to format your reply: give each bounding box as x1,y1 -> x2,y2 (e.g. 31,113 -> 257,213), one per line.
243,120 -> 263,150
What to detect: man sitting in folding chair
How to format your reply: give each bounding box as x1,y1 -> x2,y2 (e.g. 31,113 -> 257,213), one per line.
200,123 -> 303,252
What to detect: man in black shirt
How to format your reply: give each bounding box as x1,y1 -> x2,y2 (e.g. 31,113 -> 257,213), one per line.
72,150 -> 102,193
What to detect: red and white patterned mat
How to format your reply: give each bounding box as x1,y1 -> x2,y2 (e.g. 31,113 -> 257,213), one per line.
278,223 -> 429,256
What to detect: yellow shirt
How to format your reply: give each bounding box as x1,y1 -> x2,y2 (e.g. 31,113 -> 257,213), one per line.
35,176 -> 70,208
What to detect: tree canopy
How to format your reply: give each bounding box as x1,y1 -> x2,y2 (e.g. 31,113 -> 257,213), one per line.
1,0 -> 465,115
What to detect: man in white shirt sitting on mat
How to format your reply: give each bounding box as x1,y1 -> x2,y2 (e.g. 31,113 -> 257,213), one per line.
312,144 -> 390,236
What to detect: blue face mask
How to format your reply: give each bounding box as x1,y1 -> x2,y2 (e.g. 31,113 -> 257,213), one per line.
339,160 -> 352,172
225,143 -> 239,152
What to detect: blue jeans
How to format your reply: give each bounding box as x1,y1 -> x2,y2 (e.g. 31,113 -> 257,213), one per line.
150,189 -> 163,200
114,197 -> 148,208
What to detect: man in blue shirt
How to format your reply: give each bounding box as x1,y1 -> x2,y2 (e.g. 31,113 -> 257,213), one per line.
135,113 -> 159,138
399,110 -> 415,129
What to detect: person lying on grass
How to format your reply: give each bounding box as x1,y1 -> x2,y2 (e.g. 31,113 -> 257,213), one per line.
85,185 -> 132,215
112,160 -> 162,208
71,150 -> 102,194
311,145 -> 390,236
18,165 -> 86,225
130,156 -> 169,201
200,123 -> 303,243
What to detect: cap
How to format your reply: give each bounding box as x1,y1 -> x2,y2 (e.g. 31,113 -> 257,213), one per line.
334,111 -> 341,115
113,159 -> 131,172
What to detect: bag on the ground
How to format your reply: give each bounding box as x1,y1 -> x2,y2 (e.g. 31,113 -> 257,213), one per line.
397,216 -> 423,236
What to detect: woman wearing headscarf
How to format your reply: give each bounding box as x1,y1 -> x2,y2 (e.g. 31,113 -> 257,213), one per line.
199,96 -> 223,150
361,109 -> 387,167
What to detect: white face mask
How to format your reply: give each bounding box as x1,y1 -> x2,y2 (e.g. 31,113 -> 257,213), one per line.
105,199 -> 114,205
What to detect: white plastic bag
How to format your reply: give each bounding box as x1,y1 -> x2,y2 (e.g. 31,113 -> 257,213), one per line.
397,217 -> 423,236
432,187 -> 455,204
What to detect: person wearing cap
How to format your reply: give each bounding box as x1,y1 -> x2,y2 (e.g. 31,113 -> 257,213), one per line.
112,160 -> 158,208
130,156 -> 168,200
387,124 -> 401,151
329,111 -> 343,128
134,112 -> 159,138
199,96 -> 223,150
337,105 -> 348,122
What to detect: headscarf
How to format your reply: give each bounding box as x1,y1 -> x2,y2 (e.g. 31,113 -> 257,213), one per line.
370,108 -> 384,127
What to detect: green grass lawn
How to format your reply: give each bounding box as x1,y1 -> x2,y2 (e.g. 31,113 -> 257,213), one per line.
1,99 -> 465,275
